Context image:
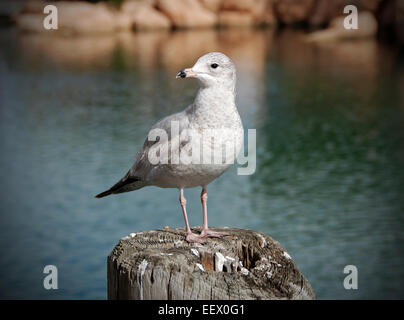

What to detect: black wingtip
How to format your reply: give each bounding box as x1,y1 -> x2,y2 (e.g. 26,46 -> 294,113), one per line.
95,190 -> 112,198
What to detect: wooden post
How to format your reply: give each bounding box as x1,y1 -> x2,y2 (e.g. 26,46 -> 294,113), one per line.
107,227 -> 315,300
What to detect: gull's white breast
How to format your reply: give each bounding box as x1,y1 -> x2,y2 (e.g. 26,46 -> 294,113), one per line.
147,104 -> 244,189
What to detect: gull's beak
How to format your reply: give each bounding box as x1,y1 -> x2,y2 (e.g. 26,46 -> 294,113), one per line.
176,68 -> 198,79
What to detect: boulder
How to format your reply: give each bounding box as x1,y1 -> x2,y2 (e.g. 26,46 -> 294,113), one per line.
273,0 -> 315,24
218,0 -> 276,26
308,0 -> 344,27
121,0 -> 171,30
199,0 -> 222,12
58,2 -> 117,34
15,13 -> 44,32
360,0 -> 383,12
308,0 -> 383,28
221,0 -> 256,12
218,11 -> 254,27
114,11 -> 133,31
156,0 -> 217,28
16,1 -> 119,34
18,0 -> 44,14
251,0 -> 277,26
305,11 -> 378,42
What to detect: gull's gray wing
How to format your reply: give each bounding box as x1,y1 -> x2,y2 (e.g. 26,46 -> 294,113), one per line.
132,109 -> 191,176
95,108 -> 191,198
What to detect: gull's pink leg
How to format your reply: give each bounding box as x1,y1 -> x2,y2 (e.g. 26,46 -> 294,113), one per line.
179,188 -> 205,243
200,187 -> 229,239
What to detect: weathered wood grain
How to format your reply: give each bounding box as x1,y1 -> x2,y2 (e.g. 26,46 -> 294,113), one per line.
107,227 -> 315,300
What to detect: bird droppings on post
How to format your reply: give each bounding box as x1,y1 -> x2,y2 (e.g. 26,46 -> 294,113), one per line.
174,240 -> 183,247
196,263 -> 205,272
283,252 -> 292,260
138,259 -> 148,300
256,233 -> 267,248
240,267 -> 249,276
107,227 -> 316,300
215,252 -> 225,272
191,248 -> 200,257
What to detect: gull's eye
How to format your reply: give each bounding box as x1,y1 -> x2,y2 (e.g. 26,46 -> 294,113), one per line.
211,63 -> 219,69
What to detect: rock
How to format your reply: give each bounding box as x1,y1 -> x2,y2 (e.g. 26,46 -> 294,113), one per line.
59,2 -> 118,34
17,0 -> 43,14
252,0 -> 277,26
15,0 -> 49,32
156,0 -> 217,28
221,0 -> 256,12
307,0 -> 343,27
305,11 -> 378,42
218,11 -> 254,27
273,0 -> 315,24
360,0 -> 383,12
308,0 -> 383,28
121,0 -> 171,30
16,1 -> 120,34
121,0 -> 157,9
108,227 -> 316,300
219,0 -> 276,26
199,0 -> 222,12
114,12 -> 133,31
15,13 -> 44,32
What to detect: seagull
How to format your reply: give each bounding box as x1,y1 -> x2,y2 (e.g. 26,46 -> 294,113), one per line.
96,52 -> 244,243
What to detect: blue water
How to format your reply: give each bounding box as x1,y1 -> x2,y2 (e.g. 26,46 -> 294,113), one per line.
0,28 -> 403,299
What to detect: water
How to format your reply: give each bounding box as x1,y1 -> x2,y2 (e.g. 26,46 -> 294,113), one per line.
0,28 -> 403,299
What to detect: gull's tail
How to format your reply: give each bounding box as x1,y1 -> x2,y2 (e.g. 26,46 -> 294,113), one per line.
95,171 -> 142,198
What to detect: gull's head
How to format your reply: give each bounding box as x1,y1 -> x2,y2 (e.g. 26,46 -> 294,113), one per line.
176,52 -> 236,91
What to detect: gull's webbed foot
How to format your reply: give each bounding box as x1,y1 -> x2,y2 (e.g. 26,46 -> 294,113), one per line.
200,229 -> 230,239
185,232 -> 206,244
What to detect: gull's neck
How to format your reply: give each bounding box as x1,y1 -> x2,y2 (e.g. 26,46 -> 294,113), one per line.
187,85 -> 240,128
193,86 -> 236,112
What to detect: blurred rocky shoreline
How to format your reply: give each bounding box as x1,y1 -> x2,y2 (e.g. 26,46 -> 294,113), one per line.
0,0 -> 403,45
